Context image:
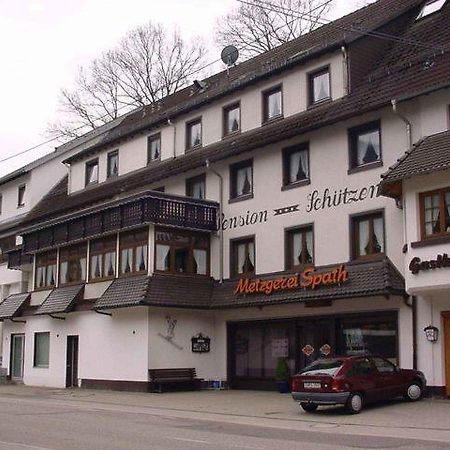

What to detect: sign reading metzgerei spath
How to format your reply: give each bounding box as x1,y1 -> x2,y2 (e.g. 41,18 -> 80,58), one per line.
234,265 -> 349,296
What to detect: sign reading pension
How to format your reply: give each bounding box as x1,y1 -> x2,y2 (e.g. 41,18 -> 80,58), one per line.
234,265 -> 349,296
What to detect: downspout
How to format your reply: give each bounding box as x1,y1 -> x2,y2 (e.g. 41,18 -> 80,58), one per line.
64,162 -> 71,194
341,45 -> 349,96
168,118 -> 176,159
205,159 -> 223,283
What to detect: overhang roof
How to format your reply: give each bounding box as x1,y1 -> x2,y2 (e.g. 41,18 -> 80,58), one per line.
380,130 -> 450,198
0,293 -> 31,321
34,284 -> 84,315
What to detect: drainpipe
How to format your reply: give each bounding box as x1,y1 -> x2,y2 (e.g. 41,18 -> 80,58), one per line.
391,99 -> 412,150
205,159 -> 223,283
167,118 -> 176,159
341,45 -> 349,95
64,162 -> 71,194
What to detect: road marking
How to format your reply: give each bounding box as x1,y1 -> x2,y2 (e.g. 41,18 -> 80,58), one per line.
0,440 -> 54,450
171,437 -> 210,444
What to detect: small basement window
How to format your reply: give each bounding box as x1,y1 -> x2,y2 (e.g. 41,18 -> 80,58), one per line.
416,0 -> 446,20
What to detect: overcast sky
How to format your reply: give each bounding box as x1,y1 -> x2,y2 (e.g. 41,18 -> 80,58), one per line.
0,0 -> 367,178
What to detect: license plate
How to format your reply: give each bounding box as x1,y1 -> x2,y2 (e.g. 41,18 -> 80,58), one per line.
303,382 -> 321,389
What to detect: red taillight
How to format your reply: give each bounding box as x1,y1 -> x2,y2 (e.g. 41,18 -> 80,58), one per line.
331,378 -> 344,391
292,377 -> 300,392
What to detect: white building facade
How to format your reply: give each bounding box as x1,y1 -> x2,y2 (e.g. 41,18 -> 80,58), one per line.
1,0 -> 449,396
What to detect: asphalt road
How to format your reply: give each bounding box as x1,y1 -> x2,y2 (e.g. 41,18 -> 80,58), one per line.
0,395 -> 449,450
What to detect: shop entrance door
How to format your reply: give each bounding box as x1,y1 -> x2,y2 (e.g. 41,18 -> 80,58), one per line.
66,336 -> 79,388
297,319 -> 335,371
444,313 -> 450,398
11,334 -> 25,381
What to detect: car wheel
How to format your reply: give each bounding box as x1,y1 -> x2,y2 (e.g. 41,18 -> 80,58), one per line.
300,402 -> 318,413
405,382 -> 423,401
346,392 -> 363,414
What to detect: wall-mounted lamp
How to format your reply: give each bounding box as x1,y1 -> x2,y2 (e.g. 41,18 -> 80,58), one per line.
424,325 -> 439,343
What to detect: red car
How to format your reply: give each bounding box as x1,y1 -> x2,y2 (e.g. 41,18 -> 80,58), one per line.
291,355 -> 426,414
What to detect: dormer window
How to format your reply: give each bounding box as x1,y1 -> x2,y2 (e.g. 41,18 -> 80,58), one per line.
309,67 -> 331,105
17,184 -> 26,207
107,150 -> 119,178
263,86 -> 282,122
147,133 -> 161,163
416,0 -> 446,20
85,159 -> 99,187
223,103 -> 241,136
186,118 -> 202,150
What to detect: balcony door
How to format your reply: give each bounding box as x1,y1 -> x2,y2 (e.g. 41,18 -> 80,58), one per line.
11,334 -> 25,381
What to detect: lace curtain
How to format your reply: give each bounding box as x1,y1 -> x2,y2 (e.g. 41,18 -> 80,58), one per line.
237,241 -> 255,274
357,130 -> 380,166
236,166 -> 252,196
268,91 -> 282,119
289,149 -> 309,183
313,72 -> 330,102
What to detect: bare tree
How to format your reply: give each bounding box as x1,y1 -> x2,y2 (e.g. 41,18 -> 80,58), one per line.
48,22 -> 206,139
215,0 -> 333,59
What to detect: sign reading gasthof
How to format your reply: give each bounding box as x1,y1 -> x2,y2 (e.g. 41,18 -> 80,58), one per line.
233,265 -> 349,296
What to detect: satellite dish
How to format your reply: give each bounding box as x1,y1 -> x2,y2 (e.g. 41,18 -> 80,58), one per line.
221,45 -> 239,67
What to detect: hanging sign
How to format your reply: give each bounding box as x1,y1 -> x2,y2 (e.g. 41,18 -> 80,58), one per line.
409,254 -> 450,274
191,333 -> 211,353
234,265 -> 348,296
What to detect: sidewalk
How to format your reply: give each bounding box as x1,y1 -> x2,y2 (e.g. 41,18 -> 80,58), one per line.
1,385 -> 449,443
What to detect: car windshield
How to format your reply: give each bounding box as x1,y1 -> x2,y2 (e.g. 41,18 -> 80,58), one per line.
298,359 -> 344,376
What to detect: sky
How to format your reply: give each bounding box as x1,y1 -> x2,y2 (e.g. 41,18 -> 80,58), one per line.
0,0 -> 367,178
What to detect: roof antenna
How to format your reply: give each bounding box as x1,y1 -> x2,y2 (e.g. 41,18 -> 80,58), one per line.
221,45 -> 239,76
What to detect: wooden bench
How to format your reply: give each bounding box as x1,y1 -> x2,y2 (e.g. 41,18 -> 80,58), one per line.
148,368 -> 203,393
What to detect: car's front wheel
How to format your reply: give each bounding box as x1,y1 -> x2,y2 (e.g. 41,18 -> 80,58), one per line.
405,382 -> 423,401
346,392 -> 363,414
300,402 -> 318,413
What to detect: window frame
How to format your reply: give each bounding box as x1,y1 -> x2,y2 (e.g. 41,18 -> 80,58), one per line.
147,133 -> 161,164
0,194 -> 2,215
262,85 -> 283,123
34,251 -> 57,291
59,243 -> 88,286
186,173 -> 206,199
229,158 -> 253,203
230,235 -> 256,278
33,332 -> 50,368
223,102 -> 241,137
85,158 -> 99,187
185,117 -> 202,151
119,228 -> 149,277
282,143 -> 310,189
348,120 -> 383,173
89,235 -> 117,282
17,184 -> 26,208
308,66 -> 331,106
350,210 -> 385,261
106,150 -> 119,179
285,224 -> 314,271
419,186 -> 450,241
154,227 -> 210,276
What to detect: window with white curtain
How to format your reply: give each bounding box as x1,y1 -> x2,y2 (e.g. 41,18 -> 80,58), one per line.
352,213 -> 384,258
147,134 -> 161,162
230,159 -> 253,200
231,237 -> 255,277
119,229 -> 148,275
349,121 -> 382,169
107,150 -> 119,178
263,86 -> 282,122
186,174 -> 206,199
90,236 -> 117,281
286,226 -> 314,269
186,119 -> 202,149
420,187 -> 450,238
309,67 -> 330,104
283,144 -> 310,186
224,103 -> 241,135
34,332 -> 50,368
85,159 -> 99,186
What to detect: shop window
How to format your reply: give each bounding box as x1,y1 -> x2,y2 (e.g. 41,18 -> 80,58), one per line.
348,121 -> 382,171
85,159 -> 99,186
308,67 -> 330,105
107,150 -> 119,178
186,174 -> 206,200
35,251 -> 57,290
231,237 -> 255,277
119,229 -> 148,275
89,236 -> 117,281
17,184 -> 26,207
351,212 -> 384,259
282,144 -> 310,188
186,118 -> 202,150
147,133 -> 161,163
223,103 -> 240,136
59,244 -> 87,285
285,225 -> 314,270
419,187 -> 450,239
155,227 -> 209,275
230,159 -> 253,201
263,86 -> 282,122
33,332 -> 50,368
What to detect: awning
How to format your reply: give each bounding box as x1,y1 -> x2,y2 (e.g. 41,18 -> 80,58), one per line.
0,293 -> 31,321
34,284 -> 84,315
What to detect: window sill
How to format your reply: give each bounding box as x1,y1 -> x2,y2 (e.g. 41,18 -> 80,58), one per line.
186,144 -> 202,153
229,193 -> 254,204
281,179 -> 311,191
348,160 -> 383,175
411,234 -> 450,249
33,286 -> 55,292
262,115 -> 283,126
88,276 -> 115,284
348,253 -> 385,265
307,97 -> 332,109
153,270 -> 210,278
222,130 -> 241,140
33,365 -> 49,369
118,271 -> 148,278
59,280 -> 86,287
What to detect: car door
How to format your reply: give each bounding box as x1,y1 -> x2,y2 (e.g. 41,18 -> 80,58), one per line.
371,356 -> 403,400
346,357 -> 377,403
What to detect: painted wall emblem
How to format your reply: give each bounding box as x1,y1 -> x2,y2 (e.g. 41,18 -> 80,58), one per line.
302,344 -> 315,357
320,344 -> 331,356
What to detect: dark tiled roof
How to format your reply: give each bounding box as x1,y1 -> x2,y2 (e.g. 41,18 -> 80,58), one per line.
94,275 -> 150,310
380,130 -> 450,198
0,293 -> 31,320
34,284 -> 84,315
145,274 -> 214,309
62,0 -> 425,165
211,258 -> 405,309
